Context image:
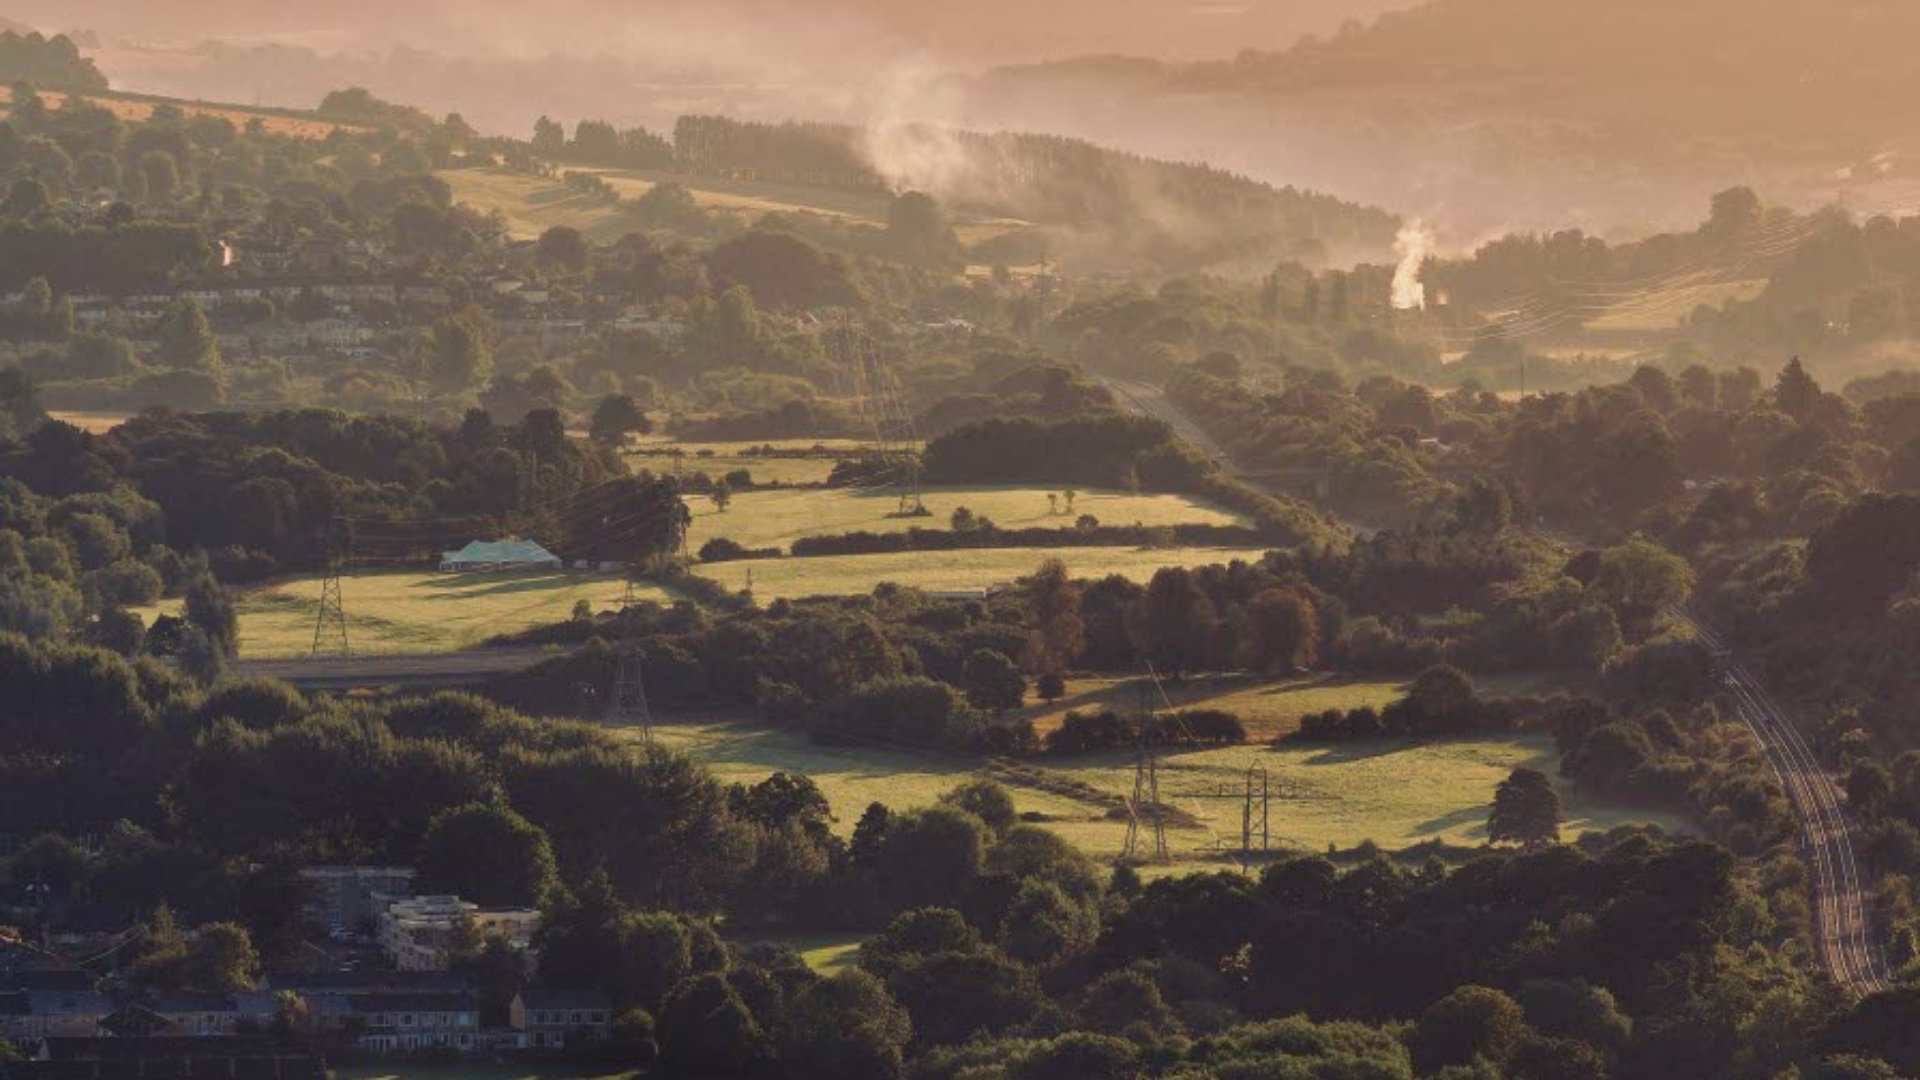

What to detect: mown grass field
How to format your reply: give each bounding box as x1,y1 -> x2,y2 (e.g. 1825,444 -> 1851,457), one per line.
2,86 -> 364,139
637,709 -> 1687,870
625,451 -> 843,488
1015,671 -> 1561,741
1015,674 -> 1412,742
686,484 -> 1249,553
694,546 -> 1275,600
139,569 -> 674,659
624,436 -> 905,488
437,166 -> 1028,246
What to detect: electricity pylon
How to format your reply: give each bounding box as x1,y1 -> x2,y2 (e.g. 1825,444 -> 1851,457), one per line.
312,519 -> 350,657
1121,682 -> 1168,863
606,581 -> 654,739
835,317 -> 927,516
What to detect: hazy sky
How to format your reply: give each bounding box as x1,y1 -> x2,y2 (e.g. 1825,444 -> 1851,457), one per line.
20,0 -> 1409,63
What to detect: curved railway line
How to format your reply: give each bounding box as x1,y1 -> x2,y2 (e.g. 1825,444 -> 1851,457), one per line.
1680,613 -> 1890,996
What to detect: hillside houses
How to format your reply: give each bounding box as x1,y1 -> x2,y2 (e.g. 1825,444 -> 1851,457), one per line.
0,969 -> 608,1059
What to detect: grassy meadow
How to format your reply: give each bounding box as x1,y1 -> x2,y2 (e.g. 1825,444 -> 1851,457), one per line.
0,87 -> 364,139
439,166 -> 1026,245
694,546 -> 1275,600
139,568 -> 673,658
1014,671 -> 1560,742
634,669 -> 1687,873
686,484 -> 1250,553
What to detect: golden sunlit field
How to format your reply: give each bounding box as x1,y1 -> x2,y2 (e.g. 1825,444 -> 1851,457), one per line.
139,568 -> 673,658
685,483 -> 1248,553
636,708 -> 1686,870
437,166 -> 1030,246
693,545 -> 1274,600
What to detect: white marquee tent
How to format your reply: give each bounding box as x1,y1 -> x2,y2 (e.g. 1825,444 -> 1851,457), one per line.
438,539 -> 563,572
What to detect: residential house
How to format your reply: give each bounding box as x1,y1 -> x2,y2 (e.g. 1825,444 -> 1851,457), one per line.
300,866 -> 417,935
150,991 -> 241,1037
0,990 -> 113,1042
244,971 -> 479,1052
510,990 -> 611,1051
343,992 -> 480,1054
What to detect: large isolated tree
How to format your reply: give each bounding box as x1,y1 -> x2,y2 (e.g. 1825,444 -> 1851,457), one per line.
1488,768 -> 1563,849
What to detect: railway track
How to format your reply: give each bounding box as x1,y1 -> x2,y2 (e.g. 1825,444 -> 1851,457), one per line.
1680,612 -> 1890,996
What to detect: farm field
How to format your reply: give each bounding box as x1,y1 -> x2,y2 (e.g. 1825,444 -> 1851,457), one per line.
625,450 -> 843,487
437,166 -> 1029,246
694,545 -> 1275,600
637,714 -> 1686,871
686,484 -> 1249,553
138,568 -> 673,659
625,436 -> 902,487
0,86 -> 363,139
1014,671 -> 1561,741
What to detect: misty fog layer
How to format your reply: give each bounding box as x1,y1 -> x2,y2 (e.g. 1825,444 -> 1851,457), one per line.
32,0 -> 1920,245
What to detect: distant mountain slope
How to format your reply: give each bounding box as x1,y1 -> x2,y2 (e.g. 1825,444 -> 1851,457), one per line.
958,0 -> 1920,237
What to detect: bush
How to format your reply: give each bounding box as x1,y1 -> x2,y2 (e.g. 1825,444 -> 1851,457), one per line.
699,537 -> 780,563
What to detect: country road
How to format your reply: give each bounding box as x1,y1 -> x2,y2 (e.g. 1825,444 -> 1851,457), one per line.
1677,612 -> 1890,996
1103,377 -> 1251,478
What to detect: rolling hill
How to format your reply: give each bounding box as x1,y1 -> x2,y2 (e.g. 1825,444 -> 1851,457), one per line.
952,0 -> 1920,237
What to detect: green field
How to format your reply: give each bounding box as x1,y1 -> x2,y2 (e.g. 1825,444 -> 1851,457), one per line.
626,451 -> 842,487
736,932 -> 868,974
1016,674 -> 1413,742
695,546 -> 1275,600
439,166 -> 1025,245
1015,671 -> 1561,742
637,674 -> 1688,871
643,718 -> 1686,868
140,569 -> 675,659
626,436 -> 904,488
687,484 -> 1249,553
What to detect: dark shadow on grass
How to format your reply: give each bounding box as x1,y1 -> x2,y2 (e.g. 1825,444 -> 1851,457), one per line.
1298,740 -> 1413,766
410,571 -> 587,599
1411,806 -> 1488,836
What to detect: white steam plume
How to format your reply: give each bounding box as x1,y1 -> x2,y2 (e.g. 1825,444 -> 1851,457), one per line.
1392,219 -> 1435,309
